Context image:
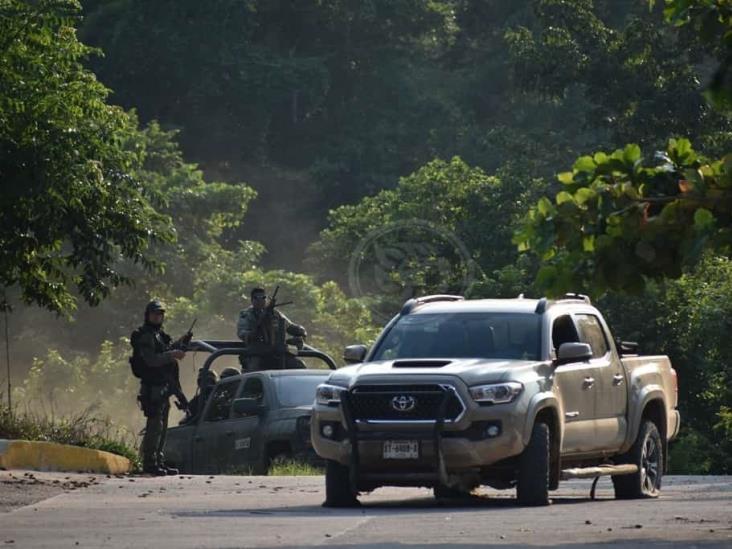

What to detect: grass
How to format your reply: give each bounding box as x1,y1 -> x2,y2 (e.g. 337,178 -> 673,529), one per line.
0,405 -> 141,470
268,458 -> 324,476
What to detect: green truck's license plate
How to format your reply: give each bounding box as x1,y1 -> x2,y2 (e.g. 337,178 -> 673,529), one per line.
383,440 -> 419,459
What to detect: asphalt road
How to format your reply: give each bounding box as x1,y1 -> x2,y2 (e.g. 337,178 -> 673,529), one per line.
1,473 -> 730,548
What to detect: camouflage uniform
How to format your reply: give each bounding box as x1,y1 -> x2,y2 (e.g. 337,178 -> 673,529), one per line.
237,306 -> 306,370
130,301 -> 183,473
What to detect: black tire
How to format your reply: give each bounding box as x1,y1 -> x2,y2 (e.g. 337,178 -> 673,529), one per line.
517,422 -> 550,506
324,460 -> 359,507
612,420 -> 663,499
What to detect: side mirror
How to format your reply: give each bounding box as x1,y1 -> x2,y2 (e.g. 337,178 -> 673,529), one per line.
343,344 -> 368,364
617,339 -> 639,356
556,342 -> 593,365
232,397 -> 266,416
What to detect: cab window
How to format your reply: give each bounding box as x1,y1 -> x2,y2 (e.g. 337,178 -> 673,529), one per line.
205,380 -> 240,422
574,314 -> 609,358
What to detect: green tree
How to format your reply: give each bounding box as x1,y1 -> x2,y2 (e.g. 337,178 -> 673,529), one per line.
0,0 -> 173,313
660,0 -> 732,110
308,157 -> 546,313
81,0 -> 458,205
506,0 -> 732,156
514,139 -> 732,295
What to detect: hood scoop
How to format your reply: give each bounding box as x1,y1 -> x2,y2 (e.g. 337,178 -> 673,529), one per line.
392,359 -> 452,368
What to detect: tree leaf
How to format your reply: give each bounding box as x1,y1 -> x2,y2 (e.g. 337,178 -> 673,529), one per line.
694,208 -> 715,230
557,171 -> 574,184
573,156 -> 596,173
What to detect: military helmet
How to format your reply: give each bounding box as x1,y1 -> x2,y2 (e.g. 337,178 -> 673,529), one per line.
220,367 -> 241,379
197,368 -> 219,386
145,299 -> 166,314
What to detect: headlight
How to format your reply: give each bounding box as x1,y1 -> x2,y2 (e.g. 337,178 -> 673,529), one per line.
315,383 -> 346,405
469,382 -> 523,404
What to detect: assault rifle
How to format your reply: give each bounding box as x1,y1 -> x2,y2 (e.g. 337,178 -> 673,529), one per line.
169,318 -> 196,411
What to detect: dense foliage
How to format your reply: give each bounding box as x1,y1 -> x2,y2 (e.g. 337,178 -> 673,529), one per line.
0,0 -> 173,313
515,139 -> 732,294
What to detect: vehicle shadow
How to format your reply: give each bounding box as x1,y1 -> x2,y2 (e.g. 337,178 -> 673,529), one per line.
263,542 -> 728,549
172,492 -> 618,519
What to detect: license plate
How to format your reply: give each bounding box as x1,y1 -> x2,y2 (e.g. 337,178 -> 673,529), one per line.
383,440 -> 419,459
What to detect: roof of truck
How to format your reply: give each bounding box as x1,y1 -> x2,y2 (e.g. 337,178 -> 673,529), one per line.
404,294 -> 593,315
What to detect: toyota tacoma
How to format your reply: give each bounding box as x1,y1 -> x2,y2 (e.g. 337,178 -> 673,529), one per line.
311,294 -> 680,506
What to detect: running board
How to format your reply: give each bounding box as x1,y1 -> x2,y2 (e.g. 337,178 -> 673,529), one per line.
560,464 -> 639,500
561,464 -> 638,480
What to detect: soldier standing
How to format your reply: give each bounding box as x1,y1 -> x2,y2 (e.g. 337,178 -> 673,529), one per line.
237,287 -> 307,370
130,299 -> 188,475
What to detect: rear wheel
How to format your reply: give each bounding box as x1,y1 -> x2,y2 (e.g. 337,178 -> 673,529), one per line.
324,460 -> 359,507
613,420 -> 663,499
516,422 -> 550,506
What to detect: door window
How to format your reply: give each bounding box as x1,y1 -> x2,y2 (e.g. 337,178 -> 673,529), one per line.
232,377 -> 266,419
574,314 -> 609,358
551,314 -> 580,352
205,380 -> 240,422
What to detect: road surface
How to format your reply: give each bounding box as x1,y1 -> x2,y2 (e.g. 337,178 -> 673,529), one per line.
1,473 -> 730,548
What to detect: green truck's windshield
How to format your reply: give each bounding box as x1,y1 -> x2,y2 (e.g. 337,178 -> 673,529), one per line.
371,312 -> 541,361
273,376 -> 329,407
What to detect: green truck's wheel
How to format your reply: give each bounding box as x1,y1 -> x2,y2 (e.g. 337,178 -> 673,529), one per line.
517,422 -> 551,506
324,460 -> 359,507
613,420 -> 663,499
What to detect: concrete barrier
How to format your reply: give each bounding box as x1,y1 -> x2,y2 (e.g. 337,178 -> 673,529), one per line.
0,439 -> 131,474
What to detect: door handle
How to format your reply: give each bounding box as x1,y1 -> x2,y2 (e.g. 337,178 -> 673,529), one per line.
583,377 -> 595,389
613,374 -> 624,386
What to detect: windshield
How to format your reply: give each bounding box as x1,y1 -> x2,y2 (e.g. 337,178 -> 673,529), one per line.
371,312 -> 542,361
273,376 -> 329,407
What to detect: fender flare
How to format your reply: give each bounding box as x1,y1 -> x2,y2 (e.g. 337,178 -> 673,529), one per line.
622,386 -> 667,453
523,392 -> 563,448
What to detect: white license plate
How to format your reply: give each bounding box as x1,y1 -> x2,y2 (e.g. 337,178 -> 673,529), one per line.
383,440 -> 419,459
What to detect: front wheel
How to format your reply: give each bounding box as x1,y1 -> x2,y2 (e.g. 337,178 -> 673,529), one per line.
324,460 -> 359,507
516,422 -> 550,506
612,420 -> 663,499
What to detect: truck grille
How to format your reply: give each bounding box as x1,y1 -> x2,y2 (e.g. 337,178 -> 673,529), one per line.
348,384 -> 464,422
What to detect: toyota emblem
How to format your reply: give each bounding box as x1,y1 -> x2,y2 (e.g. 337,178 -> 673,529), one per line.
391,395 -> 416,412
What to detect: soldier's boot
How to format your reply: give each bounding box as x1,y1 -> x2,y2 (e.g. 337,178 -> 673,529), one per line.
161,464 -> 179,476
142,464 -> 167,476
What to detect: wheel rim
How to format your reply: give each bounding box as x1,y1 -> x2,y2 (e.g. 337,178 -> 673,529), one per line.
641,434 -> 660,494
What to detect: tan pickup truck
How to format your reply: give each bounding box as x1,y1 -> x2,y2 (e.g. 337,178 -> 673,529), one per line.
311,294 -> 680,506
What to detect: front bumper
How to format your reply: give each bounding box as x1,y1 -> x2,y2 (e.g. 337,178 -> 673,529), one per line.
311,385 -> 526,487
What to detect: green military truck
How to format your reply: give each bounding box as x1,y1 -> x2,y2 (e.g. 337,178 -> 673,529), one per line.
165,340 -> 336,474
311,295 -> 680,506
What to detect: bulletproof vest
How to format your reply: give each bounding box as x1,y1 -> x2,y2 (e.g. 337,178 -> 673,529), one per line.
129,324 -> 171,383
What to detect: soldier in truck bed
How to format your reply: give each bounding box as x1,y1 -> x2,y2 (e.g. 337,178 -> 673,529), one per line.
237,287 -> 307,371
